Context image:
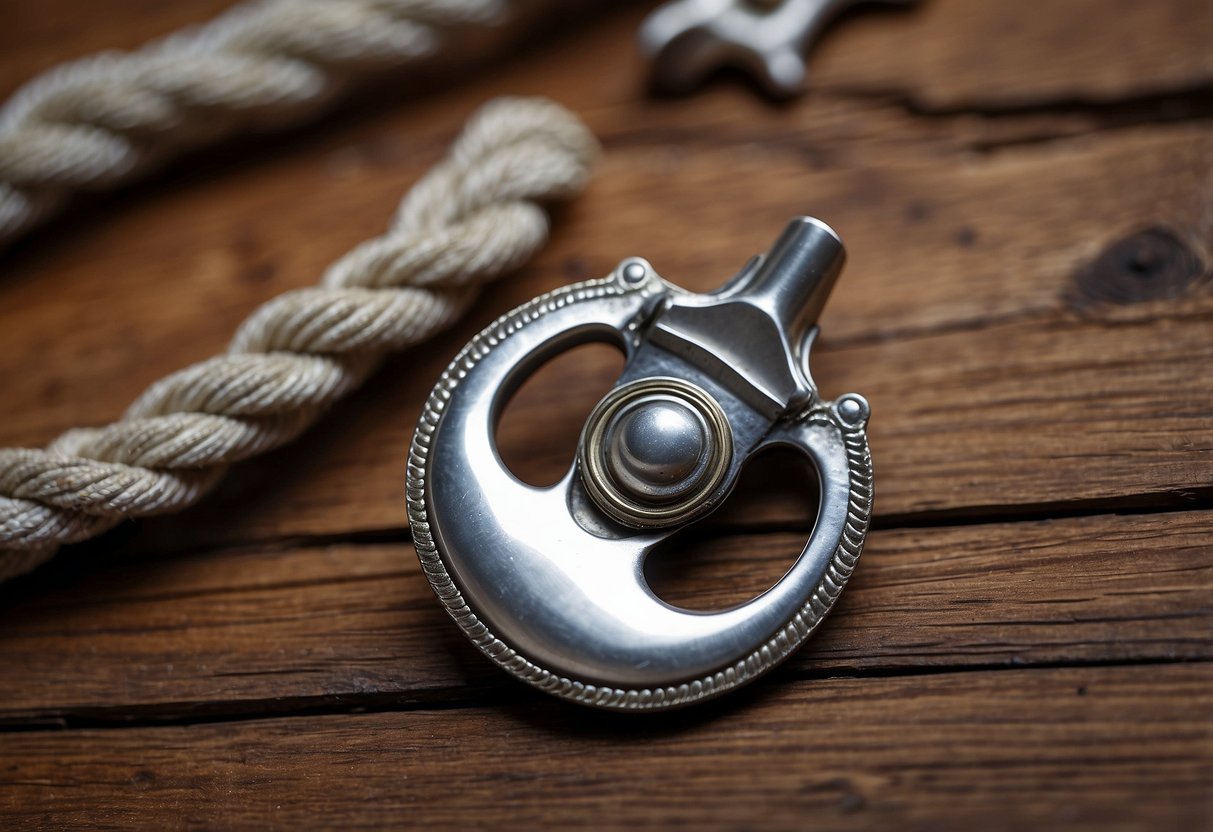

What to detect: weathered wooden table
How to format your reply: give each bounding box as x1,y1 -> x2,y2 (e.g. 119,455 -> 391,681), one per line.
1,1 -> 1210,828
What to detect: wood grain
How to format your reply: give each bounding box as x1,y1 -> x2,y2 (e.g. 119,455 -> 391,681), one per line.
1,510 -> 1207,724
0,0 -> 235,100
123,257 -> 1213,549
808,0 -> 1213,109
1,664 -> 1208,831
2,6 -> 1209,550
3,4 -> 1210,443
4,116 -> 1196,550
1,1 -> 1210,829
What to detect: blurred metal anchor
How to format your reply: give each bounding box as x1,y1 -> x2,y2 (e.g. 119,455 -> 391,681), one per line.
640,0 -> 916,96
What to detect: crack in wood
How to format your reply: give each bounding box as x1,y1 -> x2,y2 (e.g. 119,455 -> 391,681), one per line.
0,655 -> 1206,734
824,81 -> 1213,151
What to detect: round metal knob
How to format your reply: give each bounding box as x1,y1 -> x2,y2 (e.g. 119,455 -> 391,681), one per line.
579,378 -> 732,528
605,397 -> 709,502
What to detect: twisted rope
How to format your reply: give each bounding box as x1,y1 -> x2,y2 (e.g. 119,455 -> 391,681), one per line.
0,0 -> 567,249
0,96 -> 598,581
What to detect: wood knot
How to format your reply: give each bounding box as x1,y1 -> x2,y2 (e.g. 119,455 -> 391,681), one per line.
1068,227 -> 1206,310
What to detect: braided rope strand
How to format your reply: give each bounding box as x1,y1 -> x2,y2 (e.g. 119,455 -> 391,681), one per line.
0,96 -> 598,580
0,0 -> 571,249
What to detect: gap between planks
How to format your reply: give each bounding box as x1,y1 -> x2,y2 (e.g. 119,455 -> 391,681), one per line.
0,656 -> 1205,733
1,509 -> 1208,728
0,664 -> 1208,832
15,482 -> 1211,571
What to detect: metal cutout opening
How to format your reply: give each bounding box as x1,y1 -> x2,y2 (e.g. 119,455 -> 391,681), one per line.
494,341 -> 625,487
643,445 -> 822,611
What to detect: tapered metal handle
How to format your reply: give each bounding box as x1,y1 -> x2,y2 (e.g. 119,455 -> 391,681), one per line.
739,216 -> 845,348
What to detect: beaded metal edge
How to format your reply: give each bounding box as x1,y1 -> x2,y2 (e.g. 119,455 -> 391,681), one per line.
405,276 -> 874,710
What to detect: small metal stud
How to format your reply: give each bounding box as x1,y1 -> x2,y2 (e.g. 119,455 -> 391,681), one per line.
606,397 -> 709,502
835,393 -> 870,426
622,261 -> 648,284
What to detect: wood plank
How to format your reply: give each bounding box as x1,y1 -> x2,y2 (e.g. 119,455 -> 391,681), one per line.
0,0 -> 1208,547
4,0 -> 1210,120
11,92 -> 1207,450
15,107 -> 1191,548
3,3 -> 1209,450
5,119 -> 1206,441
0,664 -> 1208,830
809,0 -> 1213,108
0,0 -> 234,100
1,511 -> 1207,723
0,4 -> 1209,829
126,252 -> 1213,547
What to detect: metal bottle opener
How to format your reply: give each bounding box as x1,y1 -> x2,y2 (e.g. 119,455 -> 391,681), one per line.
640,0 -> 916,96
407,217 -> 873,710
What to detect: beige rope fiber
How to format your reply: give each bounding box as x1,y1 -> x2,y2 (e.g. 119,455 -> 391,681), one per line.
0,95 -> 598,581
0,0 -> 569,249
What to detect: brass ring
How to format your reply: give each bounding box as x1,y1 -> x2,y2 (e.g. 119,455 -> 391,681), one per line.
578,377 -> 733,528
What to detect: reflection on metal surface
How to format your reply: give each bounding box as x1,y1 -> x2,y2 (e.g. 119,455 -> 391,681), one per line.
580,376 -> 733,527
407,217 -> 873,710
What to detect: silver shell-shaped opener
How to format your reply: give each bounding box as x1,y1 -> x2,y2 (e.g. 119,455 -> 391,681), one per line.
407,218 -> 873,710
